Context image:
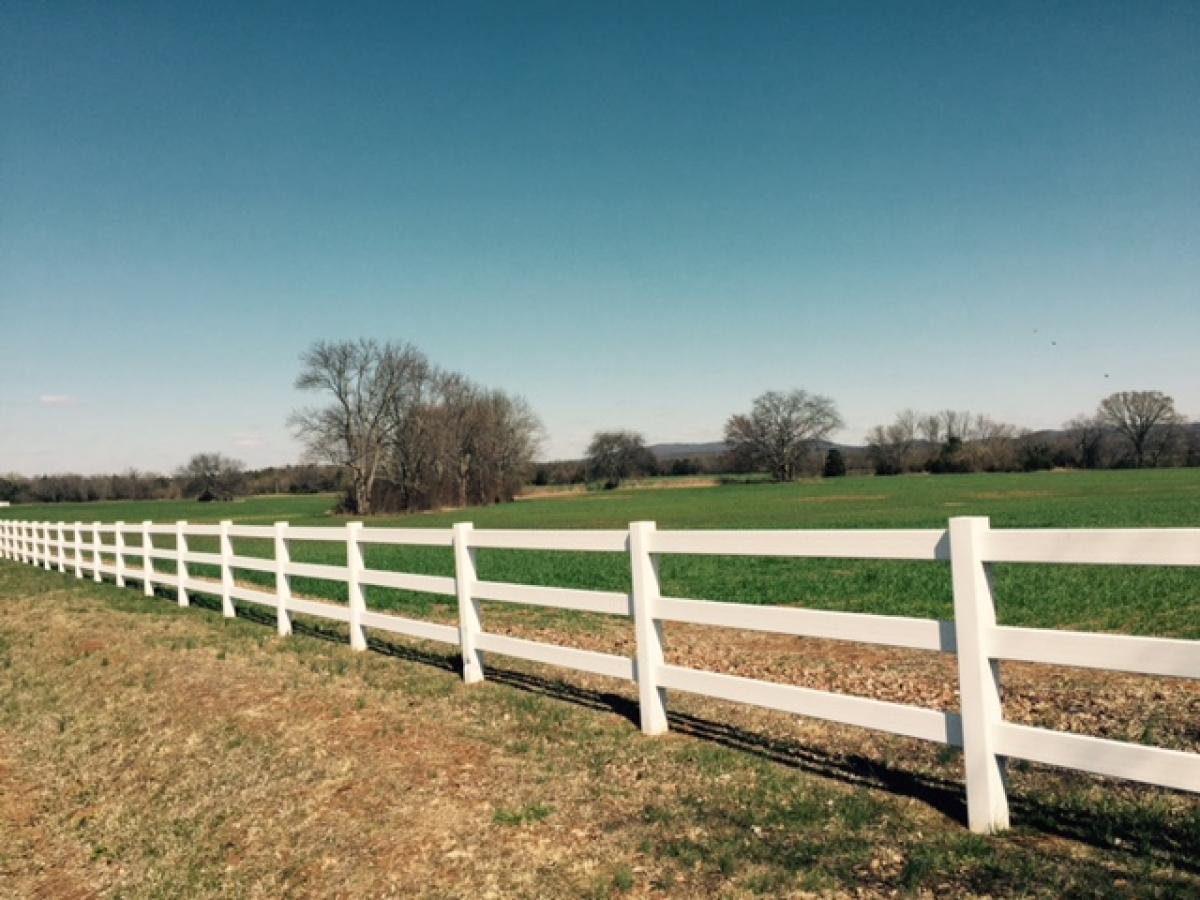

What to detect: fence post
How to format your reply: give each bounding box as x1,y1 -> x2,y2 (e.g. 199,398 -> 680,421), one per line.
141,521 -> 153,596
219,520 -> 235,618
630,520 -> 669,735
42,522 -> 52,571
949,516 -> 1009,834
27,521 -> 35,565
114,521 -> 126,587
56,522 -> 65,573
453,522 -> 484,683
274,522 -> 292,637
346,522 -> 367,651
73,522 -> 83,578
92,521 -> 102,583
175,521 -> 189,606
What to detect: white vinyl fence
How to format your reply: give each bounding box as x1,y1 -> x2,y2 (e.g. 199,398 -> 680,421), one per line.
1,515 -> 1197,833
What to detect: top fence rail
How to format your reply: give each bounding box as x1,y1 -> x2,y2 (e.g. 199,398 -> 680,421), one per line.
1,514 -> 1197,834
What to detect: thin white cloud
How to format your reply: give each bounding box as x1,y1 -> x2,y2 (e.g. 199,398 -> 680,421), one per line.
39,394 -> 77,406
232,432 -> 264,449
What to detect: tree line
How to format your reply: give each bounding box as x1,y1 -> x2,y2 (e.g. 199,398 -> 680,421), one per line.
866,391 -> 1196,476
0,461 -> 345,506
557,388 -> 1195,489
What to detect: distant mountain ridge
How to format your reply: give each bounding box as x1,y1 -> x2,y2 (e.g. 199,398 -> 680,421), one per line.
647,439 -> 863,461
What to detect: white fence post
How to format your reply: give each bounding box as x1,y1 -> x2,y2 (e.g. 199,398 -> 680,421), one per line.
91,521 -> 102,583
346,521 -> 367,651
453,522 -> 484,683
24,521 -> 32,564
175,520 -> 189,606
219,520 -> 235,618
114,521 -> 126,587
73,522 -> 83,578
274,522 -> 292,636
56,522 -> 65,573
42,522 -> 52,571
630,521 -> 669,735
142,521 -> 154,596
949,515 -> 1010,834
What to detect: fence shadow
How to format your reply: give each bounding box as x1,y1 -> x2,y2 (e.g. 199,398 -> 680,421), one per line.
177,588 -> 1199,873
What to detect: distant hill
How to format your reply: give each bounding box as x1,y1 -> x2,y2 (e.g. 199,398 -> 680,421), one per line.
646,442 -> 728,460
647,439 -> 865,461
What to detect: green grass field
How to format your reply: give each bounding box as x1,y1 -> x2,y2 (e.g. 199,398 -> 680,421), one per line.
2,470 -> 1199,895
4,468 -> 1199,637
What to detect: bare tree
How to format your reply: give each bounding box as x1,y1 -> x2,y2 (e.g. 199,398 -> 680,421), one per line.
177,453 -> 245,501
725,390 -> 843,482
1097,391 -> 1184,468
290,340 -> 421,515
586,431 -> 653,489
965,415 -> 1018,471
1064,414 -> 1106,468
866,409 -> 919,475
919,414 -> 942,445
303,348 -> 544,514
939,409 -> 974,442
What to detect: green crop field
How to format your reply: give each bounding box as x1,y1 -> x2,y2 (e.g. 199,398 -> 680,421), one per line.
4,468 -> 1199,637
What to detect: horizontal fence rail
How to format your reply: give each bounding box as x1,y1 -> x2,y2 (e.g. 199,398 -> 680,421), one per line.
1,514 -> 1198,834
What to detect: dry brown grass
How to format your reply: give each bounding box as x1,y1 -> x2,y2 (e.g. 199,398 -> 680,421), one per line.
1,563 -> 1197,898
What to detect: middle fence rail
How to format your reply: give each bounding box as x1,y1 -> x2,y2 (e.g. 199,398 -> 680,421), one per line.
1,514 -> 1197,833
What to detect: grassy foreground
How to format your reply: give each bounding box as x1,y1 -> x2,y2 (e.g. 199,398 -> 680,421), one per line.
1,563 -> 1197,898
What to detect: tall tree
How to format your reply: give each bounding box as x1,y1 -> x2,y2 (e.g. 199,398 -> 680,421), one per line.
586,431 -> 653,489
866,409 -> 919,475
177,453 -> 245,501
1097,391 -> 1183,468
724,390 -> 843,482
290,339 -> 421,515
1064,414 -> 1106,468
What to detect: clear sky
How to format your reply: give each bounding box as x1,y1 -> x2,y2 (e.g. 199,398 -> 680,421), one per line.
2,2 -> 1197,475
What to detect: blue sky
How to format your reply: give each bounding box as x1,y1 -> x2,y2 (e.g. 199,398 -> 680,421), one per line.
2,2 -> 1197,474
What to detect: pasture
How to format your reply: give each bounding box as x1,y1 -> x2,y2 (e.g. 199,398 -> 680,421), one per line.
1,469 -> 1198,895
6,468 -> 1199,637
